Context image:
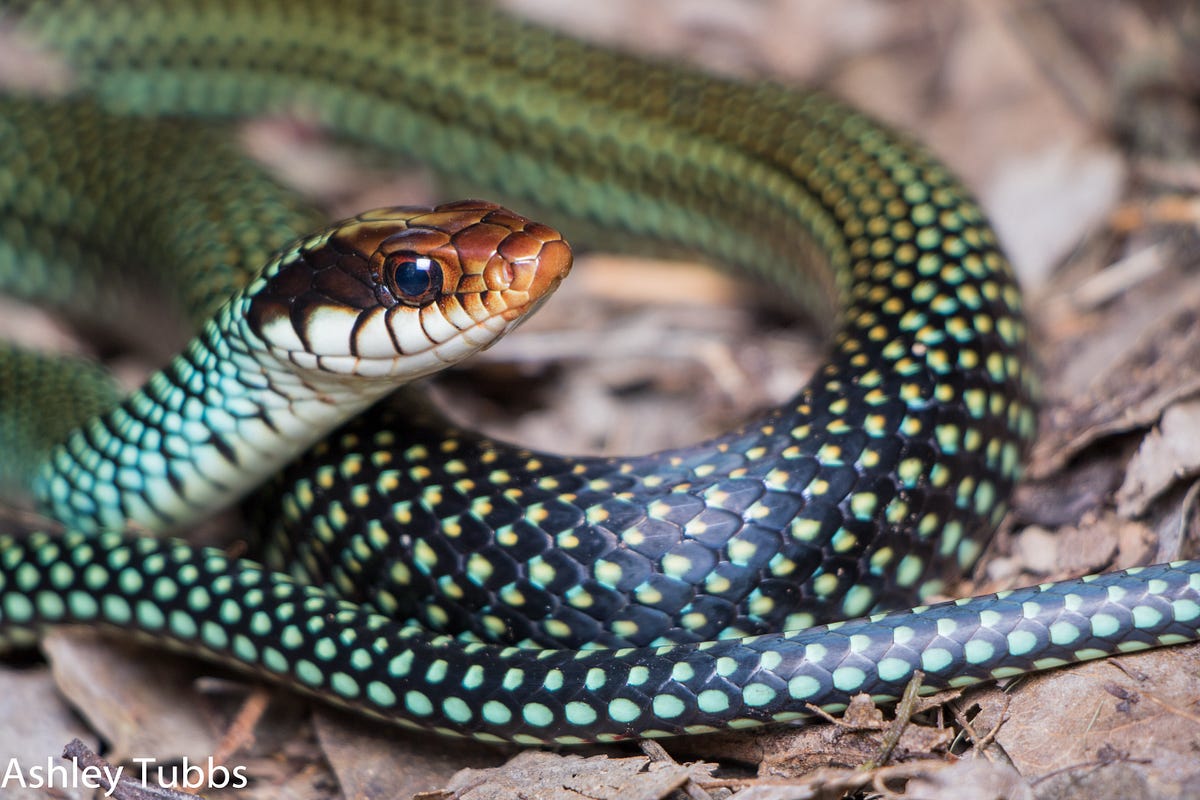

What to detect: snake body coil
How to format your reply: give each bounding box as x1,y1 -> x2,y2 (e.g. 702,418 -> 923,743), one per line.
0,0 -> 1197,745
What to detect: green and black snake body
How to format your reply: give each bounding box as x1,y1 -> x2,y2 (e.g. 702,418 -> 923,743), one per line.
0,0 -> 1197,745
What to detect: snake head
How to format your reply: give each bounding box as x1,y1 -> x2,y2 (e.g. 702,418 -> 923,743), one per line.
244,200 -> 572,380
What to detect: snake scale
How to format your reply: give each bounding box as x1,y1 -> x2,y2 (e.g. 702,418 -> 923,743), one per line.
0,0 -> 1197,746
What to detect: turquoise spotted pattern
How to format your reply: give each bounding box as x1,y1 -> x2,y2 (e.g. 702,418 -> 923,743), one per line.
0,0 -> 1195,744
15,193 -> 572,535
2,526 -> 1199,743
16,216 -> 349,531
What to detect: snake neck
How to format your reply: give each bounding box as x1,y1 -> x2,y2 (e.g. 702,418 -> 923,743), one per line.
29,298 -> 391,534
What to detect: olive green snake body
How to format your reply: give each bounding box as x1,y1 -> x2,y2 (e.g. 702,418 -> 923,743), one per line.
0,0 -> 1197,745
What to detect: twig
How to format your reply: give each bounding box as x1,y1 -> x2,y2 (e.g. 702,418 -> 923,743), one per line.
639,740 -> 714,800
864,670 -> 926,770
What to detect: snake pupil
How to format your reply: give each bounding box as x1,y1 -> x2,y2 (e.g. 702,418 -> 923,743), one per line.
385,254 -> 442,306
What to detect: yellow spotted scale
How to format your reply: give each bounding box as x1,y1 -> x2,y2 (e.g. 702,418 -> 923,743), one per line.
0,0 -> 1197,744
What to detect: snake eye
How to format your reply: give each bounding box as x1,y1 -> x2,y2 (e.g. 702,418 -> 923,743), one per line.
383,253 -> 443,306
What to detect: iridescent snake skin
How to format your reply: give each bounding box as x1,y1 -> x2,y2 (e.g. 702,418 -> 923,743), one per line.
0,0 -> 1197,745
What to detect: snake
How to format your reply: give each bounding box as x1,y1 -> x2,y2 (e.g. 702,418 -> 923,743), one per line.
0,0 -> 1197,747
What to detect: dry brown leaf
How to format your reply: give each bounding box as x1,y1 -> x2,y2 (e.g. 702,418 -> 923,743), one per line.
1033,289 -> 1200,478
903,759 -> 1033,800
1117,398 -> 1200,517
967,645 -> 1200,799
997,514 -> 1155,579
985,143 -> 1125,288
424,750 -> 715,800
41,630 -> 222,764
0,670 -> 98,800
314,709 -> 506,800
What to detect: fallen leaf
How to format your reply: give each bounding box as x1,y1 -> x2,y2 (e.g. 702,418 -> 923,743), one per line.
969,644 -> 1200,799
428,750 -> 714,800
1117,398 -> 1200,516
41,630 -> 221,764
315,709 -> 506,800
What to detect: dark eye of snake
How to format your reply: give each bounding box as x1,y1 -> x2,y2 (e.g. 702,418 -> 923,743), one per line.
384,253 -> 442,306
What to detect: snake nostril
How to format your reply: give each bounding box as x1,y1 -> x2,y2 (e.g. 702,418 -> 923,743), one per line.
484,255 -> 517,292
